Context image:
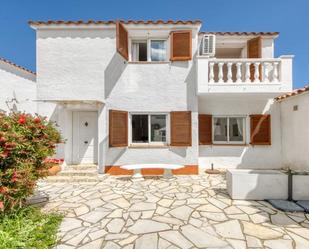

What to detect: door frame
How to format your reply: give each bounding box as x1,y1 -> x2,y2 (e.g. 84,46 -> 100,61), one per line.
72,110 -> 98,164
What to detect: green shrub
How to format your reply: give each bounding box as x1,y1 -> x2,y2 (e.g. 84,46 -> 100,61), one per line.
0,112 -> 62,212
0,206 -> 62,249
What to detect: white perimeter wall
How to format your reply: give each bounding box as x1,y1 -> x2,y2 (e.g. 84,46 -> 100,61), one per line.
198,94 -> 282,170
0,61 -> 36,113
280,93 -> 309,171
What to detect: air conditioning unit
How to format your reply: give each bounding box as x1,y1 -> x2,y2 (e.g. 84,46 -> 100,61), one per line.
201,34 -> 216,56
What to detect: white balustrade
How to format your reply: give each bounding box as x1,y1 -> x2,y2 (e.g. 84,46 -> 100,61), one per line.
207,59 -> 281,84
254,62 -> 260,83
227,62 -> 233,83
209,62 -> 215,83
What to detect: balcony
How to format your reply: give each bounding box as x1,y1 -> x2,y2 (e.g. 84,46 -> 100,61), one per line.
196,55 -> 293,94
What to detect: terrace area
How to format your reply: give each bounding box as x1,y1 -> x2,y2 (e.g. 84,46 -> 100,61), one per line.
38,173 -> 309,249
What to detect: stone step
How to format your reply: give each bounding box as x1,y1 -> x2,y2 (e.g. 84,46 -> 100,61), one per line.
58,169 -> 98,177
44,175 -> 100,183
65,164 -> 98,171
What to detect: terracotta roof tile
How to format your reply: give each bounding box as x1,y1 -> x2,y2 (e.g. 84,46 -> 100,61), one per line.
0,57 -> 36,75
29,20 -> 202,26
275,85 -> 309,101
200,31 -> 279,36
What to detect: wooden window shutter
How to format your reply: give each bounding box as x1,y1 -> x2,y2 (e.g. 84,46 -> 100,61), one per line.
250,114 -> 271,145
199,114 -> 212,145
109,110 -> 128,147
170,111 -> 192,146
247,36 -> 262,81
116,21 -> 129,60
170,30 -> 192,61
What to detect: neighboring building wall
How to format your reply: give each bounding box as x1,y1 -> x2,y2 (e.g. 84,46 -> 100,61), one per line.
198,95 -> 282,169
0,60 -> 36,113
280,93 -> 309,171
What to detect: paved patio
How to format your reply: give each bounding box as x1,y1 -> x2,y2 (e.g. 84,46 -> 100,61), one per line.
38,173 -> 309,249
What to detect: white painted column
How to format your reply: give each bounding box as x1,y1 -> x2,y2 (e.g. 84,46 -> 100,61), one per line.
236,62 -> 242,83
98,103 -> 107,174
272,62 -> 279,83
245,62 -> 251,83
218,62 -> 224,83
254,62 -> 261,83
209,62 -> 215,83
263,62 -> 270,83
227,62 -> 233,83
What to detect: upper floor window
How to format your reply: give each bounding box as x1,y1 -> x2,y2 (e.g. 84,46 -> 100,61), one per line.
151,40 -> 167,61
131,39 -> 167,62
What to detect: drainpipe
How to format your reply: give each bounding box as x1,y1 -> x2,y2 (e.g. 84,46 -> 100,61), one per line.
287,168 -> 293,201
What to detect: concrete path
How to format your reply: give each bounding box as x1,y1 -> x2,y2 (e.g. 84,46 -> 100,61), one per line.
38,173 -> 309,249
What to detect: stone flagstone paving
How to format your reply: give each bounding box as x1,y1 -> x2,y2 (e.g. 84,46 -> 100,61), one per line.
37,173 -> 309,249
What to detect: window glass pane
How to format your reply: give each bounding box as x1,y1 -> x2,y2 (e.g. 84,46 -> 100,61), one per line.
213,117 -> 227,142
151,115 -> 166,142
151,40 -> 166,61
229,117 -> 244,142
132,41 -> 147,61
132,115 -> 148,143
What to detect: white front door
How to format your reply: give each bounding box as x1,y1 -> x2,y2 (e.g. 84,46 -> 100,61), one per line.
72,111 -> 98,164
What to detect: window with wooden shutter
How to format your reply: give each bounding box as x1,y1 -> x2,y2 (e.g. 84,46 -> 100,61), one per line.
109,110 -> 128,147
199,114 -> 212,145
170,30 -> 192,61
116,21 -> 129,60
250,114 -> 271,145
170,111 -> 192,146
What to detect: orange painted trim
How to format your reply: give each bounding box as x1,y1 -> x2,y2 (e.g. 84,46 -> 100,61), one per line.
173,165 -> 198,175
104,166 -> 132,175
104,165 -> 199,175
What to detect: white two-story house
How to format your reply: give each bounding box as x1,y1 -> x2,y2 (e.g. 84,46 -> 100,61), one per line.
28,19 -> 293,175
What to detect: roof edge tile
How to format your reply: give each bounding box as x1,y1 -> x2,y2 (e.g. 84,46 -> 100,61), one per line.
0,57 -> 36,75
275,85 -> 309,101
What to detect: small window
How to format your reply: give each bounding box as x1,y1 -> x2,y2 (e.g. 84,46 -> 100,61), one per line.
131,39 -> 167,62
131,114 -> 167,144
213,117 -> 245,144
151,40 -> 167,61
132,41 -> 147,62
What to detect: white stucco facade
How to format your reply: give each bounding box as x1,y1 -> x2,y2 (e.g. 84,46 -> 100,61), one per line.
279,92 -> 309,171
0,60 -> 36,113
34,24 -> 200,172
1,20 -> 302,174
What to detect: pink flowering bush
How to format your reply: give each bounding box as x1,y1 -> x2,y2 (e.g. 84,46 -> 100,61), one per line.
0,112 -> 62,212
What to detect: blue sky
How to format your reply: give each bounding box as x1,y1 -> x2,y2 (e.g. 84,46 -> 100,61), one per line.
0,0 -> 308,89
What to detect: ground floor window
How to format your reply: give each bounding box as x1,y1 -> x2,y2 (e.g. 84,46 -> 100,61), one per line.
213,116 -> 245,144
131,114 -> 167,144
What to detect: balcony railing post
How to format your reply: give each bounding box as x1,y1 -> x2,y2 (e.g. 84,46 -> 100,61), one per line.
236,62 -> 242,83
245,62 -> 251,83
272,62 -> 279,82
227,62 -> 233,83
254,62 -> 261,83
218,62 -> 224,83
209,62 -> 215,83
263,62 -> 269,83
